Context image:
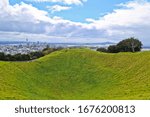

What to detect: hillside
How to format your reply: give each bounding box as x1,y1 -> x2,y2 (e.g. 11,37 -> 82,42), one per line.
0,48 -> 150,100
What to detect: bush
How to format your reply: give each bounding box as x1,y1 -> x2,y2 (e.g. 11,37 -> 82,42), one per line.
107,45 -> 119,53
97,47 -> 108,52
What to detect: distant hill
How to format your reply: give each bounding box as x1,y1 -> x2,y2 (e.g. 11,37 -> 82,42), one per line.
0,48 -> 150,99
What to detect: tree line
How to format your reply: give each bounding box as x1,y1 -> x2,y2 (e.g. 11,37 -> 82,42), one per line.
0,47 -> 63,61
97,37 -> 142,53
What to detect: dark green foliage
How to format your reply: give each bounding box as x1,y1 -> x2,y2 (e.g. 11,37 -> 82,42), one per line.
0,47 -> 63,61
5,54 -> 12,61
98,37 -> 142,53
21,54 -> 30,61
107,45 -> 119,53
117,37 -> 142,52
29,51 -> 44,60
14,54 -> 23,61
13,54 -> 30,61
0,52 -> 5,60
96,47 -> 108,52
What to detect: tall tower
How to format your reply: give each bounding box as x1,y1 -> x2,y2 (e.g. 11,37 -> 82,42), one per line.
26,38 -> 29,47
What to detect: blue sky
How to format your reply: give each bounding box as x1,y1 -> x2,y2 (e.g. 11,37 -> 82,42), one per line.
9,0 -> 132,22
0,0 -> 150,46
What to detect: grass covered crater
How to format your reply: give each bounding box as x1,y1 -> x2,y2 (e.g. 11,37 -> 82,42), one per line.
0,48 -> 150,99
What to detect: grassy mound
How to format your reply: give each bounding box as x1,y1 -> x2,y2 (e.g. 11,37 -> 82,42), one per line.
0,48 -> 150,99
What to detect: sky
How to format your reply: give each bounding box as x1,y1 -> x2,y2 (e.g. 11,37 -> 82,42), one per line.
0,0 -> 150,46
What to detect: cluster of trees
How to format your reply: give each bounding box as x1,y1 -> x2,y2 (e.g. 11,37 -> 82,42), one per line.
0,47 -> 63,61
97,37 -> 142,53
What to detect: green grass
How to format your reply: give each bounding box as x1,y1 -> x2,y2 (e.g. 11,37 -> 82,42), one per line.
0,48 -> 150,100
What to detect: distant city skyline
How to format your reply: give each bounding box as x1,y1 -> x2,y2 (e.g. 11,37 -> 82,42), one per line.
0,0 -> 150,46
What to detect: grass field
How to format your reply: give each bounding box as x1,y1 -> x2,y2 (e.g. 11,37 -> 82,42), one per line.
0,48 -> 150,100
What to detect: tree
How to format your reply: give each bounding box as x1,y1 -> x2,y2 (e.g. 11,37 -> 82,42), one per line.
107,45 -> 119,53
117,37 -> 142,52
30,51 -> 44,60
0,52 -> 5,60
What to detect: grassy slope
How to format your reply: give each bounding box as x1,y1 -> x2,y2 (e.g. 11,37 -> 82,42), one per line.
0,48 -> 150,100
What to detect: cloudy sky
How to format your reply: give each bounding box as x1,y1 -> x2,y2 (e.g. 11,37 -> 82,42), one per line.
0,0 -> 150,45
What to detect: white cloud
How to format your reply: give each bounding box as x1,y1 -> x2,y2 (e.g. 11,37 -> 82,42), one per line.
88,0 -> 150,29
0,2 -> 53,34
47,5 -> 71,13
0,0 -> 9,9
0,0 -> 92,42
0,0 -> 150,45
26,0 -> 87,5
85,0 -> 150,45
